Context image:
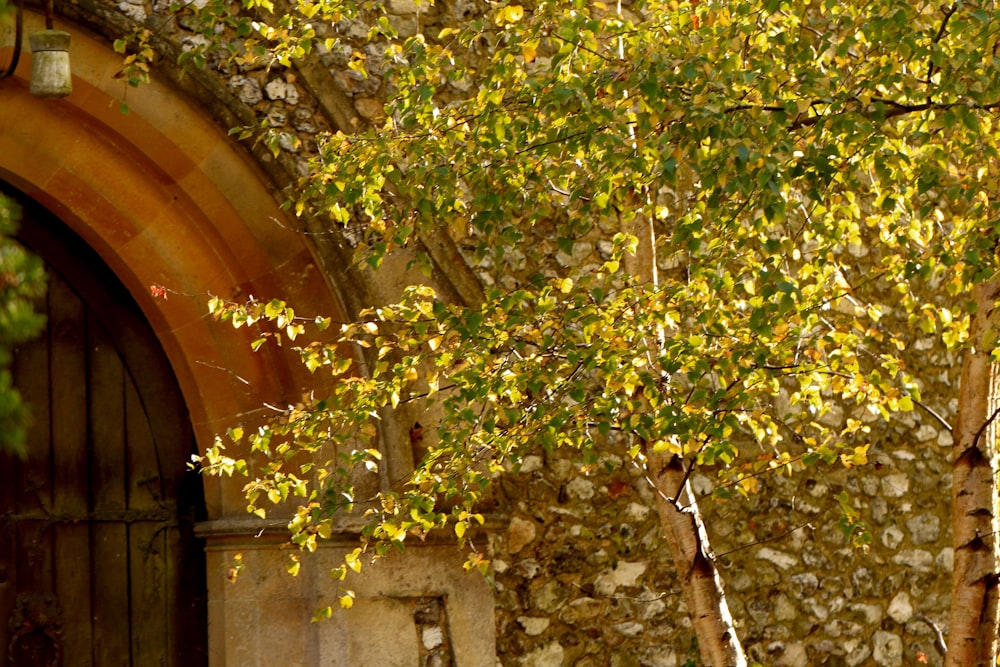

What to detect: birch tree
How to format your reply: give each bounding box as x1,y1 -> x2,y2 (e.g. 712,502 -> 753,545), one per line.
180,1 -> 1000,663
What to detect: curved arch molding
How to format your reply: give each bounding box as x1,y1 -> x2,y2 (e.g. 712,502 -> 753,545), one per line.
0,13 -> 346,518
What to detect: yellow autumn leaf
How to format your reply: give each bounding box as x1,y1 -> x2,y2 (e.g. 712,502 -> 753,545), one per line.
345,548 -> 363,573
840,444 -> 870,468
311,606 -> 333,622
522,40 -> 538,63
497,4 -> 523,25
738,475 -> 759,495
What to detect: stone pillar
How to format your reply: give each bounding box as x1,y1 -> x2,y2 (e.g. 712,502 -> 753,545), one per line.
198,519 -> 497,666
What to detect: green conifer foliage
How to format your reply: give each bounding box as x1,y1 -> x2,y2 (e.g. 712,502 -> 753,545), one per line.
0,196 -> 46,457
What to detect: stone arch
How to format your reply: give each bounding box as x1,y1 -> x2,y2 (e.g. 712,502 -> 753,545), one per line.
0,11 -> 346,518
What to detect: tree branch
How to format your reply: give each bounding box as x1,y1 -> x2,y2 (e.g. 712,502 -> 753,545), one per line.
790,98 -> 1000,131
724,95 -> 1000,132
971,403 -> 1000,451
714,518 -> 819,559
926,3 -> 959,91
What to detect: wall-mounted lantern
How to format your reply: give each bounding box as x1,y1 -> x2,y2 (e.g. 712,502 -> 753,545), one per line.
29,28 -> 70,98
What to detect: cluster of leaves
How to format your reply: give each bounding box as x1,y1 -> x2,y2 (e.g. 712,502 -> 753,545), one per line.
113,28 -> 155,90
191,0 -> 1000,592
0,196 -> 46,456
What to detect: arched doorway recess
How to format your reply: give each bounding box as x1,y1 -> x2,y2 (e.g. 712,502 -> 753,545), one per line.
1,190 -> 208,666
0,10 -> 346,519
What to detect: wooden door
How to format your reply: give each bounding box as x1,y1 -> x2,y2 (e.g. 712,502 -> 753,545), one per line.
0,192 -> 208,667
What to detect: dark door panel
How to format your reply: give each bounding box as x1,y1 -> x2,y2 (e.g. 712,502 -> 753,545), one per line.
1,189 -> 207,667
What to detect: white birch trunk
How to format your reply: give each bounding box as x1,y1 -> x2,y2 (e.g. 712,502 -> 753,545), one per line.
946,276 -> 1000,666
647,450 -> 748,667
628,214 -> 747,667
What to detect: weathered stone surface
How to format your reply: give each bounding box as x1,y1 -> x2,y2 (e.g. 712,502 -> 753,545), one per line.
636,591 -> 667,621
291,107 -> 318,133
610,652 -> 639,667
825,619 -> 864,638
565,476 -> 595,501
849,603 -> 883,625
558,597 -> 604,624
637,646 -> 678,667
872,630 -> 903,667
846,642 -> 872,667
612,621 -> 644,637
800,546 -> 831,569
886,592 -> 913,624
851,567 -> 875,595
388,14 -> 419,36
891,549 -> 933,572
881,473 -> 910,497
512,558 -> 541,579
880,524 -> 904,549
757,547 -> 797,570
265,107 -> 287,127
788,573 -> 818,598
802,598 -> 829,621
422,626 -> 444,650
775,642 -> 808,667
594,561 -> 647,596
264,77 -> 300,104
354,97 -> 384,120
507,516 -> 537,555
116,0 -> 145,21
625,501 -> 650,521
774,594 -> 797,622
747,597 -> 773,624
516,616 -> 550,636
519,641 -> 564,667
387,0 -> 420,13
906,513 -> 940,544
228,75 -> 262,105
555,241 -> 593,268
519,455 -> 543,474
532,580 -> 570,613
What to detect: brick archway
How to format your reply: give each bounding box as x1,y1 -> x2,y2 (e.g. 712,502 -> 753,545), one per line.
0,12 -> 346,519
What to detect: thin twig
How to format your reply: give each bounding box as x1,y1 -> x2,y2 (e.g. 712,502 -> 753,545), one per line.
195,360 -> 251,385
552,33 -> 619,64
971,404 -> 1000,451
913,399 -> 953,433
714,518 -> 818,559
916,614 -> 948,656
925,3 -> 959,91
